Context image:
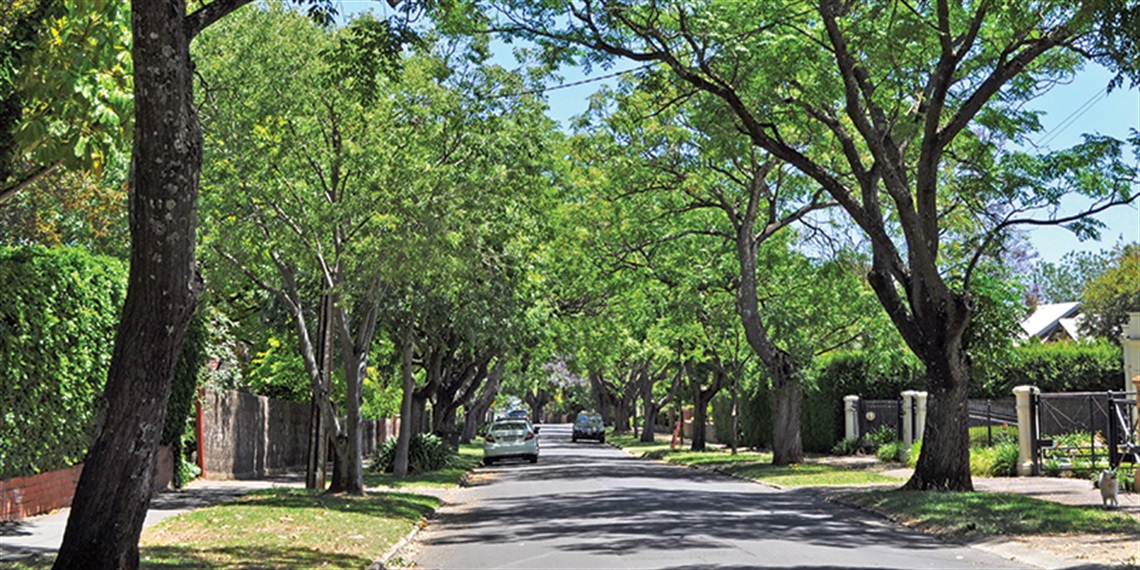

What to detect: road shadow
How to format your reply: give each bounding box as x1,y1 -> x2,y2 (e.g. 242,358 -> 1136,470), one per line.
424,451 -> 954,559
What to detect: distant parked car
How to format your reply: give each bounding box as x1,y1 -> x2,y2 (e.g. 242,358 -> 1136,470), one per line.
572,412 -> 605,443
483,419 -> 540,465
506,408 -> 531,421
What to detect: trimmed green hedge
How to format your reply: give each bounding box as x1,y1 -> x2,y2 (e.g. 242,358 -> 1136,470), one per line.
0,246 -> 127,480
706,339 -> 1121,455
801,351 -> 923,452
974,340 -> 1123,399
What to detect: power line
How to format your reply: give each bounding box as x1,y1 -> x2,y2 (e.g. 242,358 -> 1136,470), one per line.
488,63 -> 657,100
1036,86 -> 1108,148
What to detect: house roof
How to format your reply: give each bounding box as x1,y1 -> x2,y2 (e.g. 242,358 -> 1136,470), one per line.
1020,302 -> 1082,340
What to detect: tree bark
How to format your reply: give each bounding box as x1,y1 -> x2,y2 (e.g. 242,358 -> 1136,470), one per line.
462,362 -> 503,442
393,330 -> 416,477
53,0 -> 207,566
898,290 -> 974,491
685,362 -> 724,452
770,365 -> 804,465
524,389 -> 549,422
735,213 -> 805,465
589,371 -> 615,425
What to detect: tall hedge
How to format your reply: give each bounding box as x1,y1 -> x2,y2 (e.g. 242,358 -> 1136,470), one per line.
974,340 -> 1123,398
800,351 -> 923,452
0,246 -> 126,480
729,341 -> 1122,454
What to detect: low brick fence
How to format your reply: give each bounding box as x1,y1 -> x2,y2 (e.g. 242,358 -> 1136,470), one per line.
1,389 -> 396,521
1,446 -> 172,522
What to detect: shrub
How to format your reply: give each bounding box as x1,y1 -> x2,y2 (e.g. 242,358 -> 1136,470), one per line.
877,440 -> 907,463
970,441 -> 1020,477
738,382 -> 772,450
370,433 -> 454,474
164,308 -> 207,488
0,246 -> 127,480
905,441 -> 921,468
867,425 -> 898,449
831,437 -> 861,456
802,350 -> 923,453
969,424 -> 1018,448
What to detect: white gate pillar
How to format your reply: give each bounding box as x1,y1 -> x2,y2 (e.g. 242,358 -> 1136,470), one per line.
844,395 -> 860,441
900,391 -> 917,447
1013,385 -> 1039,476
914,392 -> 928,443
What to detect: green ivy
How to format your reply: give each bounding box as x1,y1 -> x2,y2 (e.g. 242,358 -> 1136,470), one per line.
0,246 -> 126,480
163,306 -> 207,488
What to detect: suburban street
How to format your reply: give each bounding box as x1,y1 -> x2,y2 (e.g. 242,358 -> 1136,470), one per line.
412,424 -> 1029,569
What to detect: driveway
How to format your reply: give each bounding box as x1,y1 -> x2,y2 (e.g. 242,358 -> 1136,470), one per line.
411,424 -> 1028,569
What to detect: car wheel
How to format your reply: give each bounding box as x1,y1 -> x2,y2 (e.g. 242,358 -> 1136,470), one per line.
572,436 -> 578,442
483,457 -> 495,466
599,436 -> 605,444
529,454 -> 538,464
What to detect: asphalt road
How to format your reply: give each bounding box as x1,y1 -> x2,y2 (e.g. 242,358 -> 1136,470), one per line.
411,424 -> 1029,570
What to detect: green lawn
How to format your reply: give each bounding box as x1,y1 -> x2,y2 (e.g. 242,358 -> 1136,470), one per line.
364,444 -> 482,489
0,489 -> 439,570
139,489 -> 438,569
835,489 -> 1139,538
608,432 -> 900,486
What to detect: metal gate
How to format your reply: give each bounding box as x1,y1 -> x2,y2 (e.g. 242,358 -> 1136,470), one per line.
1107,396 -> 1139,468
857,397 -> 901,444
1030,391 -> 1138,473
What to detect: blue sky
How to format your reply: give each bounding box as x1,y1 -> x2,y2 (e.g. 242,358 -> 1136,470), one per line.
540,63 -> 1139,266
340,0 -> 1139,265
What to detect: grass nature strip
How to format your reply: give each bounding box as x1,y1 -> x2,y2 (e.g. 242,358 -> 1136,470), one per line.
835,489 -> 1139,538
364,444 -> 483,489
138,489 -> 438,569
608,432 -> 1138,543
1,446 -> 482,570
607,432 -> 900,486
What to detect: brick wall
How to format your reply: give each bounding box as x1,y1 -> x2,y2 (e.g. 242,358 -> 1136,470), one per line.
0,446 -> 172,522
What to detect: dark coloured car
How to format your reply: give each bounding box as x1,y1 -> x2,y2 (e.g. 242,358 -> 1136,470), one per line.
572,412 -> 605,443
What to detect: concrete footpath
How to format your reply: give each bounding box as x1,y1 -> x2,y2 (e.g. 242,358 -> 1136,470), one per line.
0,475 -> 304,562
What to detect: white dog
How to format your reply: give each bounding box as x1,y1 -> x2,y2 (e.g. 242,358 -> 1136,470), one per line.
1093,470 -> 1119,508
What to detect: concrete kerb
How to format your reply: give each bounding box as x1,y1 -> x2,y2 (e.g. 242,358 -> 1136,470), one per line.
366,471 -> 472,570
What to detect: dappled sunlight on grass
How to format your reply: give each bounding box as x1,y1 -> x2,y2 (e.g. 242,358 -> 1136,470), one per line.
610,435 -> 899,486
364,445 -> 481,489
837,490 -> 1139,537
138,488 -> 438,569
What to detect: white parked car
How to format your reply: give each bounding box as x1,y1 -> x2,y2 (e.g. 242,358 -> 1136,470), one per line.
482,419 -> 539,465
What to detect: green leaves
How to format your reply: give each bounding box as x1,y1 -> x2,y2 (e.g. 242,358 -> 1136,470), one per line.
0,246 -> 126,479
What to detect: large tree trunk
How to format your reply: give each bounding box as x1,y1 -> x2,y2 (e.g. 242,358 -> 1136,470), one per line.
53,1 -> 203,566
735,221 -> 805,465
462,363 -> 503,443
867,259 -> 975,491
524,389 -> 549,422
613,390 -> 632,434
640,377 -> 660,443
770,366 -> 804,465
393,332 -> 416,477
589,371 -> 615,425
903,303 -> 973,491
686,363 -> 724,452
